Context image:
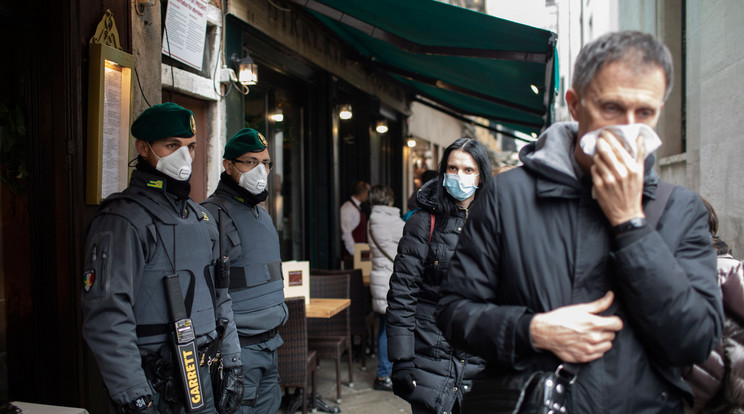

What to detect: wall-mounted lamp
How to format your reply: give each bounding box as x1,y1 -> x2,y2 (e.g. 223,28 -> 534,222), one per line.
339,105 -> 353,120
231,52 -> 258,87
407,138 -> 417,148
376,120 -> 388,134
270,108 -> 284,123
530,84 -> 540,95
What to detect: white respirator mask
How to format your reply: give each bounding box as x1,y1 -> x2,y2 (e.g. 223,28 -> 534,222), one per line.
238,163 -> 269,195
149,143 -> 193,181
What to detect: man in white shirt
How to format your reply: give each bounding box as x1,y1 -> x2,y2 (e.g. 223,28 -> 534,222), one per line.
340,181 -> 370,264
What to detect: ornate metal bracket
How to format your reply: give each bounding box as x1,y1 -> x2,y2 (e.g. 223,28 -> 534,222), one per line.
90,9 -> 122,50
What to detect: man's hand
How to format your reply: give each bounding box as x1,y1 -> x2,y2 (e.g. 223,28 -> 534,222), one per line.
591,131 -> 646,226
530,291 -> 623,363
215,365 -> 244,414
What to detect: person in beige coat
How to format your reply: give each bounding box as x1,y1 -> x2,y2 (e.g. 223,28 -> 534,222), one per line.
367,184 -> 405,391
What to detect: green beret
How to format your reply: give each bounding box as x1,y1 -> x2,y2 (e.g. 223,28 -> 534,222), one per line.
223,128 -> 268,159
131,102 -> 196,142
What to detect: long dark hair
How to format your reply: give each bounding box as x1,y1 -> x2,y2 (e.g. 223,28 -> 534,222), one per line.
700,196 -> 732,255
432,138 -> 492,217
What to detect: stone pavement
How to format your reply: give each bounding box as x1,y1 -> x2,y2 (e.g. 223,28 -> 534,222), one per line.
278,351 -> 410,414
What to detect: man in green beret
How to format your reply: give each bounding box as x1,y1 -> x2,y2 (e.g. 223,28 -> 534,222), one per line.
81,102 -> 244,414
202,128 -> 288,414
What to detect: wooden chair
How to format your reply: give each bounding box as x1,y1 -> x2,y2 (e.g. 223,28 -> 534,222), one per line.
277,297 -> 317,414
307,273 -> 353,403
311,268 -> 372,370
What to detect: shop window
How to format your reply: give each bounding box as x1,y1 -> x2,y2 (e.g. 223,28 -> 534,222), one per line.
243,87 -> 305,261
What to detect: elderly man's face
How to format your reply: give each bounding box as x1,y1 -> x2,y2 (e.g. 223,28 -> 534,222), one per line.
567,60 -> 666,142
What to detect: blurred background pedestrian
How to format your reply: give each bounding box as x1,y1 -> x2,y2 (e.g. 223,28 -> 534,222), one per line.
367,184 -> 405,392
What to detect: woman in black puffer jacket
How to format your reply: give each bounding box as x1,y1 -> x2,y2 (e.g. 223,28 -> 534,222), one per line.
386,138 -> 491,414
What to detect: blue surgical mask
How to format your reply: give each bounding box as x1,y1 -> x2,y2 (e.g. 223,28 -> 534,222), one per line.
443,173 -> 479,201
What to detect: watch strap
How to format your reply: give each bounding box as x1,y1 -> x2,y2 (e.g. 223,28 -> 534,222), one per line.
612,217 -> 648,235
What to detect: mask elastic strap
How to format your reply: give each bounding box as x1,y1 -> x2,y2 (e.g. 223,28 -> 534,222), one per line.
147,142 -> 162,161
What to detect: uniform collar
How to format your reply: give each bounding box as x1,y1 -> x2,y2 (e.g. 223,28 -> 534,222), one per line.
217,172 -> 267,211
129,169 -> 203,219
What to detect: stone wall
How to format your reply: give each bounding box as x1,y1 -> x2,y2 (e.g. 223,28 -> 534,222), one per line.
688,0 -> 744,255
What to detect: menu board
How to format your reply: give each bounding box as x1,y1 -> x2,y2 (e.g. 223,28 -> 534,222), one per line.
101,61 -> 125,199
282,261 -> 310,304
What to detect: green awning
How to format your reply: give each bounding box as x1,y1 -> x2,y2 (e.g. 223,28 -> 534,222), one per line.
289,0 -> 558,136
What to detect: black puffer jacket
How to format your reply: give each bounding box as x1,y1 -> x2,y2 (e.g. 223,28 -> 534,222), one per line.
438,122 -> 723,413
386,180 -> 485,414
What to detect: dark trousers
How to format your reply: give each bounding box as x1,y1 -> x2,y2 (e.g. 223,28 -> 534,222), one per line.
236,346 -> 281,414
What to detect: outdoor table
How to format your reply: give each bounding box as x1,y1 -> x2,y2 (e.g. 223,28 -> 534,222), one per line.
12,402 -> 88,414
305,298 -> 350,318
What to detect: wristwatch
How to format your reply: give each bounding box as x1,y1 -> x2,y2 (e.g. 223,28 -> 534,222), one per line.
612,217 -> 648,235
119,395 -> 152,413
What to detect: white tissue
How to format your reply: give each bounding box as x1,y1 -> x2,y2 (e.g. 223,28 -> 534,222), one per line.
579,124 -> 661,159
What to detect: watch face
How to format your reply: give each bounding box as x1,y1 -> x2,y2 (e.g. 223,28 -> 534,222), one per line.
629,218 -> 647,227
613,217 -> 648,235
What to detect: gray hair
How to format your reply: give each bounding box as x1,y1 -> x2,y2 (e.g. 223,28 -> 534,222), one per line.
369,184 -> 394,206
572,31 -> 674,101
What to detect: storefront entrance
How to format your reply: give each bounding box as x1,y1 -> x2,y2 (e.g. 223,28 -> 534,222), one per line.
241,70 -> 307,262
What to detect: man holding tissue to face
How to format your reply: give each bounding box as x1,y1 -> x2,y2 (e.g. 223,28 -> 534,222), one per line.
201,128 -> 287,414
437,31 -> 723,413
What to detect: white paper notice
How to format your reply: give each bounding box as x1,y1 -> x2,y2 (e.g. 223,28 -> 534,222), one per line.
162,0 -> 208,71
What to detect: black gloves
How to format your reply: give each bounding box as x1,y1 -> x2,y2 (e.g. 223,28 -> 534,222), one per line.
118,396 -> 157,414
391,360 -> 416,398
135,405 -> 157,414
215,365 -> 244,414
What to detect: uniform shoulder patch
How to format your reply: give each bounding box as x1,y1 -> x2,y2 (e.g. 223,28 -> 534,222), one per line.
83,269 -> 96,292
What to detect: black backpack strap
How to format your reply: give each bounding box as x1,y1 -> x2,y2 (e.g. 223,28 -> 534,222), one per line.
645,181 -> 674,229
